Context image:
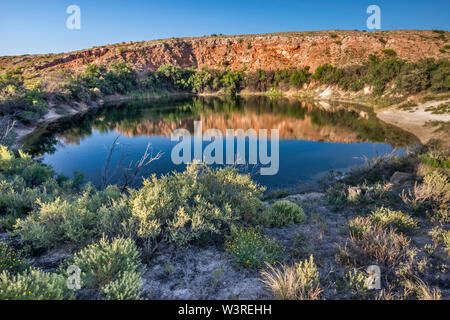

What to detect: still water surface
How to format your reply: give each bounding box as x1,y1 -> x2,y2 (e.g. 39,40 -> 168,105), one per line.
23,96 -> 419,191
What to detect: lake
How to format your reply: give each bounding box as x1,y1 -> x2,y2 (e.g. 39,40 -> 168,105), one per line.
23,96 -> 420,192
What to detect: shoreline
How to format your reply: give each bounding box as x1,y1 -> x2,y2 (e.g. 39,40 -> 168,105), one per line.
10,88 -> 450,149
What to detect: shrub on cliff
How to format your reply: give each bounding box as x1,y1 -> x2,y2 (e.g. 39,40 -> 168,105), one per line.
130,162 -> 265,247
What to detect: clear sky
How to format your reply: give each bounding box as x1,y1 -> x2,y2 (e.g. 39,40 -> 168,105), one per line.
1,0 -> 449,56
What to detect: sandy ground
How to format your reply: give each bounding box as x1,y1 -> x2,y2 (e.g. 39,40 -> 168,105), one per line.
376,99 -> 450,144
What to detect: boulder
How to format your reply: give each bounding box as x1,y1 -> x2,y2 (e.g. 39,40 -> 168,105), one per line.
390,171 -> 413,184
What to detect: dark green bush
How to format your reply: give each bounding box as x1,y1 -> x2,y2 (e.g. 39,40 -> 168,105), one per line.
264,200 -> 306,227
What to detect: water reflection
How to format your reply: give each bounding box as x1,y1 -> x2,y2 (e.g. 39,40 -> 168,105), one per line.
23,96 -> 420,190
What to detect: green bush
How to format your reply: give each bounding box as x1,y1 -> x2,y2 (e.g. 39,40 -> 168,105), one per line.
347,216 -> 374,238
0,146 -> 79,222
130,162 -> 265,247
22,163 -> 54,187
68,236 -> 141,289
0,243 -> 27,273
0,179 -> 40,217
370,207 -> 418,233
431,226 -> 450,251
0,268 -> 74,300
348,207 -> 418,235
382,49 -> 397,57
344,269 -> 372,299
100,271 -> 143,300
225,228 -> 285,269
15,185 -> 131,250
264,200 -> 306,227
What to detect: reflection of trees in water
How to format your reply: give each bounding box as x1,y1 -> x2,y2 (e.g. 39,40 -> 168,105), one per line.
24,96 -> 420,156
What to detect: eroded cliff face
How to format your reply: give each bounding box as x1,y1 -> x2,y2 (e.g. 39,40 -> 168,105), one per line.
2,30 -> 449,75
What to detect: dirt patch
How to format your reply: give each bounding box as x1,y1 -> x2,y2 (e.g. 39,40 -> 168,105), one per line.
377,99 -> 450,143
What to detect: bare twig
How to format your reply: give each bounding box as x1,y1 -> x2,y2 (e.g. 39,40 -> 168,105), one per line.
120,143 -> 163,192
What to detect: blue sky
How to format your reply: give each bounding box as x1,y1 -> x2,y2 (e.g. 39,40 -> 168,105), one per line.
1,0 -> 449,56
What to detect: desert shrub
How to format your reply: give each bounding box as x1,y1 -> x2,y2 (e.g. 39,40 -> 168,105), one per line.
344,269 -> 372,299
347,224 -> 412,268
187,67 -> 214,92
0,243 -> 27,273
289,68 -> 310,88
402,278 -> 441,300
0,268 -> 74,300
21,163 -> 54,187
419,151 -> 450,169
68,62 -> 138,99
430,226 -> 450,252
325,182 -> 350,208
15,185 -> 131,250
312,63 -> 336,82
347,216 -> 374,238
264,200 -> 306,227
104,61 -> 138,94
260,255 -> 321,300
382,49 -> 397,57
225,228 -> 285,269
366,54 -> 403,94
370,207 -> 418,234
155,64 -> 195,90
0,146 -> 79,222
429,59 -> 450,92
0,145 -> 27,173
220,69 -> 244,95
68,236 -> 141,289
0,179 -> 41,217
402,170 -> 449,219
0,71 -> 49,124
100,271 -> 143,300
130,162 -> 265,247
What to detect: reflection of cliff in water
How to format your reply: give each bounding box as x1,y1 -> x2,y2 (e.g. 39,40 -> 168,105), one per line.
23,96 -> 420,156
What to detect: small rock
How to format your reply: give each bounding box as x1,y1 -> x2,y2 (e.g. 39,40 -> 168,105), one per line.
0,232 -> 10,243
390,171 -> 413,184
33,249 -> 70,270
347,186 -> 362,200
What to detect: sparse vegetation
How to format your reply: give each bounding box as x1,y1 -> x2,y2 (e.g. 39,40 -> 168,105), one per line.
225,229 -> 285,269
261,255 -> 321,300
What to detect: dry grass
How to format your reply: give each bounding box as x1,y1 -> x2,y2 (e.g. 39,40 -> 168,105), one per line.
347,224 -> 412,268
402,278 -> 442,300
403,171 -> 449,205
260,255 -> 322,300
